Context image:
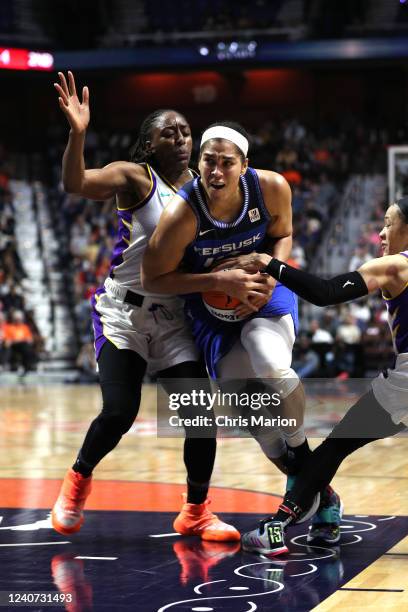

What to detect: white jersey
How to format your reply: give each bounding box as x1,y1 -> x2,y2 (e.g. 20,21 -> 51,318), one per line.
108,164 -> 194,296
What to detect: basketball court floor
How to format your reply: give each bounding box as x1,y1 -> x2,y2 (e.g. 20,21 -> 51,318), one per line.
1,383 -> 407,611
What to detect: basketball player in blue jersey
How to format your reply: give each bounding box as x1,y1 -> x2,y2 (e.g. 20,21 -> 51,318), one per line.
241,198 -> 408,557
142,121 -> 342,540
51,72 -> 249,542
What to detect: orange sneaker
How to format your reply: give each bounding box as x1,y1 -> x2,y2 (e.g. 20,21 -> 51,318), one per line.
173,494 -> 240,542
52,469 -> 92,535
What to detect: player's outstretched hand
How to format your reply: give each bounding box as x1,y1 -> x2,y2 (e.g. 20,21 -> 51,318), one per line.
54,71 -> 90,134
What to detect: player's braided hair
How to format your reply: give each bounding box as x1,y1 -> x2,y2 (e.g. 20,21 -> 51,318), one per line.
396,196 -> 408,224
200,120 -> 250,162
129,109 -> 174,164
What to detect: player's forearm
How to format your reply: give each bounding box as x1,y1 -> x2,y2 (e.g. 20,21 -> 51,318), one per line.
141,270 -> 222,295
62,130 -> 86,193
270,234 -> 292,262
262,258 -> 368,306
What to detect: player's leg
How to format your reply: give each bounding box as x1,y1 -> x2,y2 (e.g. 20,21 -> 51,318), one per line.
159,359 -> 240,541
240,316 -> 309,461
52,341 -> 147,535
216,340 -> 292,474
242,390 -> 405,556
241,315 -> 341,531
281,390 -> 405,515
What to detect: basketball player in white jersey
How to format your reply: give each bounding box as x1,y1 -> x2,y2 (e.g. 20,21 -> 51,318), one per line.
50,72 -> 266,541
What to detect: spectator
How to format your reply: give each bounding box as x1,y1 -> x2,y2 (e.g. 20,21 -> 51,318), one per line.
309,318 -> 335,376
292,333 -> 320,378
348,245 -> 371,271
336,314 -> 364,377
3,310 -> 36,374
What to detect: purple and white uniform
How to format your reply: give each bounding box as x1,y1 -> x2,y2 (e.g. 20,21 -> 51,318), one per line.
91,164 -> 198,373
372,250 -> 408,425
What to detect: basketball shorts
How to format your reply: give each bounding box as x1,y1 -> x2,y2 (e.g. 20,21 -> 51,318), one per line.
91,279 -> 198,373
371,352 -> 408,426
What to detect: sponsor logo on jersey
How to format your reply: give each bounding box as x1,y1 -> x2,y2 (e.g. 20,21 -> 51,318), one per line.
193,233 -> 262,256
248,208 -> 260,222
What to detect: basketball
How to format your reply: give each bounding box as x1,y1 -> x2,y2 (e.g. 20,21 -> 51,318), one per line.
202,290 -> 244,322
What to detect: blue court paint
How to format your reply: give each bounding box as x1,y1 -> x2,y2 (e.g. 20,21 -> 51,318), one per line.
0,508 -> 406,611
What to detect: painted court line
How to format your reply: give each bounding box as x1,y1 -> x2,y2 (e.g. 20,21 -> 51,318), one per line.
75,556 -> 117,560
340,588 -> 404,593
0,541 -> 69,547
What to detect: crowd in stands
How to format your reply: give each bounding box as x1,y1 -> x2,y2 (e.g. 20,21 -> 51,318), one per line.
42,115 -> 396,379
1,113 -> 400,378
292,186 -> 393,379
0,175 -> 42,374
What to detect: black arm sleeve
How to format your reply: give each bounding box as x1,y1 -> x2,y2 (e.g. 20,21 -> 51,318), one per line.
262,259 -> 369,306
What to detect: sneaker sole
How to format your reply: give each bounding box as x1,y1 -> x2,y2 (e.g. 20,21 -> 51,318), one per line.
295,492 -> 321,524
242,543 -> 289,557
173,517 -> 241,542
307,531 -> 341,544
307,501 -> 344,544
201,530 -> 241,542
51,509 -> 84,535
174,523 -> 241,542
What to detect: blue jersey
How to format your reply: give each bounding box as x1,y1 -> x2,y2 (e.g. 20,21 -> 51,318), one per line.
383,251 -> 408,355
178,167 -> 298,378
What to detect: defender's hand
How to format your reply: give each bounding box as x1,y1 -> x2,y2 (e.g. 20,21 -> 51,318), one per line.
212,252 -> 272,274
54,71 -> 90,134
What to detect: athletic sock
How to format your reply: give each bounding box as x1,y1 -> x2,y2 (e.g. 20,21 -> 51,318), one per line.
274,495 -> 303,527
283,437 -> 311,473
187,479 -> 209,504
72,457 -> 93,478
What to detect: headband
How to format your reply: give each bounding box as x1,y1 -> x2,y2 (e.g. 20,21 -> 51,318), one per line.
200,126 -> 249,157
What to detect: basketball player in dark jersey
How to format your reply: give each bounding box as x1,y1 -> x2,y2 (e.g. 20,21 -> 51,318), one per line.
242,198 -> 408,556
142,121 -> 342,539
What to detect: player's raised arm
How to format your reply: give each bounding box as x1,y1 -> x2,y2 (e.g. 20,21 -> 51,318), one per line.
141,197 -> 270,306
54,71 -> 141,200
